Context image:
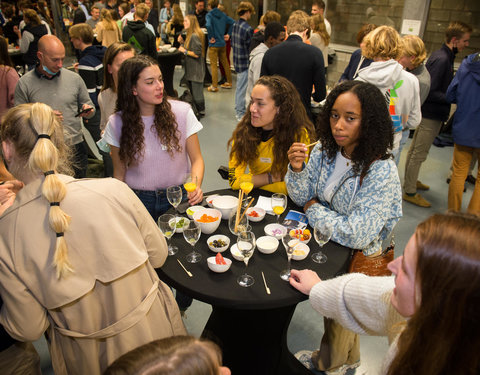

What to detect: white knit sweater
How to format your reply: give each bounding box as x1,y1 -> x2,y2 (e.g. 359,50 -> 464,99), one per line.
309,274 -> 406,374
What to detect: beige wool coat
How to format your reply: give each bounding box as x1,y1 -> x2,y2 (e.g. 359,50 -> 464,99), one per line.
0,176 -> 186,375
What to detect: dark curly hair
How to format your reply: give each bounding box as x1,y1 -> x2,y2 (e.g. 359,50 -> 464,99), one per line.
116,55 -> 181,166
228,75 -> 315,177
317,80 -> 393,177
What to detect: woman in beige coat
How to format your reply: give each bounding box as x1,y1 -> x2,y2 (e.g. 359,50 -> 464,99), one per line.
96,8 -> 122,48
0,103 -> 186,375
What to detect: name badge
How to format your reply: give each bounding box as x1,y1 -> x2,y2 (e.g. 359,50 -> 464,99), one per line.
260,157 -> 272,163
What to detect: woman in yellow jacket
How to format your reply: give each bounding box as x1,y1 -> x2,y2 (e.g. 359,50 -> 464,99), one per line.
228,75 -> 315,195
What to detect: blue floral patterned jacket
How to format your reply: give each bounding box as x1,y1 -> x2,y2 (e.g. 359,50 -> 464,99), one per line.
285,144 -> 402,255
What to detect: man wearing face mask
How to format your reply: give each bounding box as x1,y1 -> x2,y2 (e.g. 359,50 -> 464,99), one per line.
14,35 -> 95,179
403,21 -> 472,208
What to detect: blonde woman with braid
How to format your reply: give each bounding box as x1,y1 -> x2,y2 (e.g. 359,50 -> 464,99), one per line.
0,103 -> 186,375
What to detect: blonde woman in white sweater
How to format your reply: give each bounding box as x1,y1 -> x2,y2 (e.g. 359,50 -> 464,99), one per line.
291,212 -> 480,375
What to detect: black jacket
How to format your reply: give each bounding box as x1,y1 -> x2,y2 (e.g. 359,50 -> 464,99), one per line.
78,45 -> 106,107
22,23 -> 48,66
73,7 -> 86,25
122,20 -> 158,59
260,34 -> 326,119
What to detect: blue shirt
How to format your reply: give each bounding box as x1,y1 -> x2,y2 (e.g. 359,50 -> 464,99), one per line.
231,18 -> 253,73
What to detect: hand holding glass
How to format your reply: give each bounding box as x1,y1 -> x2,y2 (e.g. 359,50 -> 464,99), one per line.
271,193 -> 287,223
280,232 -> 299,281
184,173 -> 197,195
312,221 -> 332,263
237,231 -> 256,287
183,220 -> 202,263
158,214 -> 178,255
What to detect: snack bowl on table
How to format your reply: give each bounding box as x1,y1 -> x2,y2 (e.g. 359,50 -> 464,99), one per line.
206,194 -> 219,208
174,217 -> 190,233
246,207 -> 266,222
168,47 -> 176,53
288,228 -> 312,244
264,223 -> 287,240
186,205 -> 205,220
212,195 -> 239,219
207,234 -> 230,253
207,256 -> 232,273
292,243 -> 310,261
256,236 -> 279,254
229,243 -> 244,261
192,208 -> 222,234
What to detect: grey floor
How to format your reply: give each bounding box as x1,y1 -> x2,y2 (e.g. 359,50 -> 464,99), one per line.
35,66 -> 468,374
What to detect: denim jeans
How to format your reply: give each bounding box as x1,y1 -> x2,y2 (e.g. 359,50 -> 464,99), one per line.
393,129 -> 410,166
235,70 -> 248,120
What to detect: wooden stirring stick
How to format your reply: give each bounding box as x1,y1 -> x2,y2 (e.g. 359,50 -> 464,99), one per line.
234,188 -> 244,232
261,271 -> 271,295
305,140 -> 319,148
238,197 -> 255,223
177,259 -> 193,277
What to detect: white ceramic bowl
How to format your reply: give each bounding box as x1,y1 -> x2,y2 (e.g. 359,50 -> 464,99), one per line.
256,236 -> 279,254
287,228 -> 312,244
207,256 -> 232,273
229,243 -> 244,261
292,243 -> 310,261
186,205 -> 205,220
264,223 -> 287,239
168,47 -> 176,53
206,194 -> 219,208
212,195 -> 239,220
193,208 -> 222,234
174,217 -> 190,233
246,207 -> 266,222
207,234 -> 230,253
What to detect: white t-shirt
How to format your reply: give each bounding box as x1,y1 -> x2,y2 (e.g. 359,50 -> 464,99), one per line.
323,151 -> 352,203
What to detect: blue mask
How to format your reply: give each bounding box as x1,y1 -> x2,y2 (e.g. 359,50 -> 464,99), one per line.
43,65 -> 58,76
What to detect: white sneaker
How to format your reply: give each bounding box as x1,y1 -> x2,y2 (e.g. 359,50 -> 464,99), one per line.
325,361 -> 360,375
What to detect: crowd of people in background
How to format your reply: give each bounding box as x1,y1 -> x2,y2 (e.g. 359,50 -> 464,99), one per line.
0,0 -> 479,374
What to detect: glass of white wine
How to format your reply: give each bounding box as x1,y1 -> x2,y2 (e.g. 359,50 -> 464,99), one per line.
237,230 -> 256,287
271,193 -> 287,223
183,220 -> 202,263
312,221 -> 332,264
280,232 -> 299,281
158,214 -> 178,255
167,185 -> 182,218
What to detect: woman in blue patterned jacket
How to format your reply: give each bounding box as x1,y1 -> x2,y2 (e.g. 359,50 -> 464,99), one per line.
286,80 -> 402,374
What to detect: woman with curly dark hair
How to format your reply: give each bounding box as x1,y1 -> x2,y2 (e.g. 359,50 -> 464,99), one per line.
228,75 -> 315,194
286,80 -> 402,374
101,55 -> 205,221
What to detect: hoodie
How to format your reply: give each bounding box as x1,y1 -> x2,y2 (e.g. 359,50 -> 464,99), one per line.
245,43 -> 268,103
356,59 -> 421,139
205,8 -> 234,48
78,45 -> 106,108
446,53 -> 480,148
122,20 -> 158,59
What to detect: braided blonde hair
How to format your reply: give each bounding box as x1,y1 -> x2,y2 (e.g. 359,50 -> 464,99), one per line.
1,103 -> 73,279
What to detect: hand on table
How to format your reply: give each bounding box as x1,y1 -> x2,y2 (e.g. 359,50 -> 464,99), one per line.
188,186 -> 203,205
287,142 -> 308,172
289,269 -> 322,295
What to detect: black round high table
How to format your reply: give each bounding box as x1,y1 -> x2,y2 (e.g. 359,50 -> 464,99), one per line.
157,50 -> 183,97
156,189 -> 352,375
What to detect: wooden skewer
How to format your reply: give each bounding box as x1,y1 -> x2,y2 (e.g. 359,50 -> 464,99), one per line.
238,197 -> 255,224
234,188 -> 244,232
305,140 -> 319,148
177,259 -> 193,277
261,271 -> 271,295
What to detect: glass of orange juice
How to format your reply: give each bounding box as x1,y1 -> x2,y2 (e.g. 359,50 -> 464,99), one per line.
183,173 -> 197,199
271,193 -> 287,223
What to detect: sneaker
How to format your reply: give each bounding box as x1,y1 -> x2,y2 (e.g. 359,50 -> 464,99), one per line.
220,82 -> 232,89
416,180 -> 430,190
294,350 -> 315,371
403,193 -> 431,208
466,175 -> 477,185
325,361 -> 360,375
207,86 -> 219,92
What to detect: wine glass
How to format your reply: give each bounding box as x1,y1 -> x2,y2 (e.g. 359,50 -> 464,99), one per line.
239,174 -> 253,207
167,185 -> 182,218
183,220 -> 202,263
237,230 -> 256,287
312,221 -> 332,264
158,214 -> 178,255
183,173 -> 197,202
228,211 -> 250,236
280,232 -> 299,281
271,193 -> 287,223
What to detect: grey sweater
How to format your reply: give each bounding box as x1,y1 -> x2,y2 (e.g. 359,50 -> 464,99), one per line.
410,64 -> 431,105
14,68 -> 94,145
184,34 -> 205,83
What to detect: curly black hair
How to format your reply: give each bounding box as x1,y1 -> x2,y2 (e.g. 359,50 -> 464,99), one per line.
228,75 -> 315,177
116,55 -> 181,166
317,80 -> 393,177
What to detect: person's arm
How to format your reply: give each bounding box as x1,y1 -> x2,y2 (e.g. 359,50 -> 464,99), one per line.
76,76 -> 95,118
446,62 -> 464,104
110,145 -> 126,181
16,28 -> 33,54
78,61 -> 99,107
185,134 -> 204,205
14,79 -> 28,105
405,75 -> 421,129
226,16 -> 234,38
425,56 -> 449,104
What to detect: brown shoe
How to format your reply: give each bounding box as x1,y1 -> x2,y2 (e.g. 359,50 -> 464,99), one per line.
416,180 -> 430,190
403,193 -> 431,208
207,86 -> 219,92
220,82 -> 232,89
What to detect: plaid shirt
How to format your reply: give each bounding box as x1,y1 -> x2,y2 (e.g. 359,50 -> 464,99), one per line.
231,18 -> 253,73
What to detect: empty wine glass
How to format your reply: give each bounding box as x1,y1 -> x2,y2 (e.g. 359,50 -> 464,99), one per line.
237,230 -> 256,287
183,220 -> 202,263
228,211 -> 251,236
271,193 -> 287,223
167,185 -> 182,218
158,214 -> 178,255
280,232 -> 300,281
312,221 -> 332,264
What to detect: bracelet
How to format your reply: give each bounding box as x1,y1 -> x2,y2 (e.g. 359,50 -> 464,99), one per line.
267,172 -> 273,185
184,50 -> 188,56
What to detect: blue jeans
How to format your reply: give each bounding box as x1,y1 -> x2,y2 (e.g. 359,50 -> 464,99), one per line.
235,70 -> 249,120
393,129 -> 410,166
